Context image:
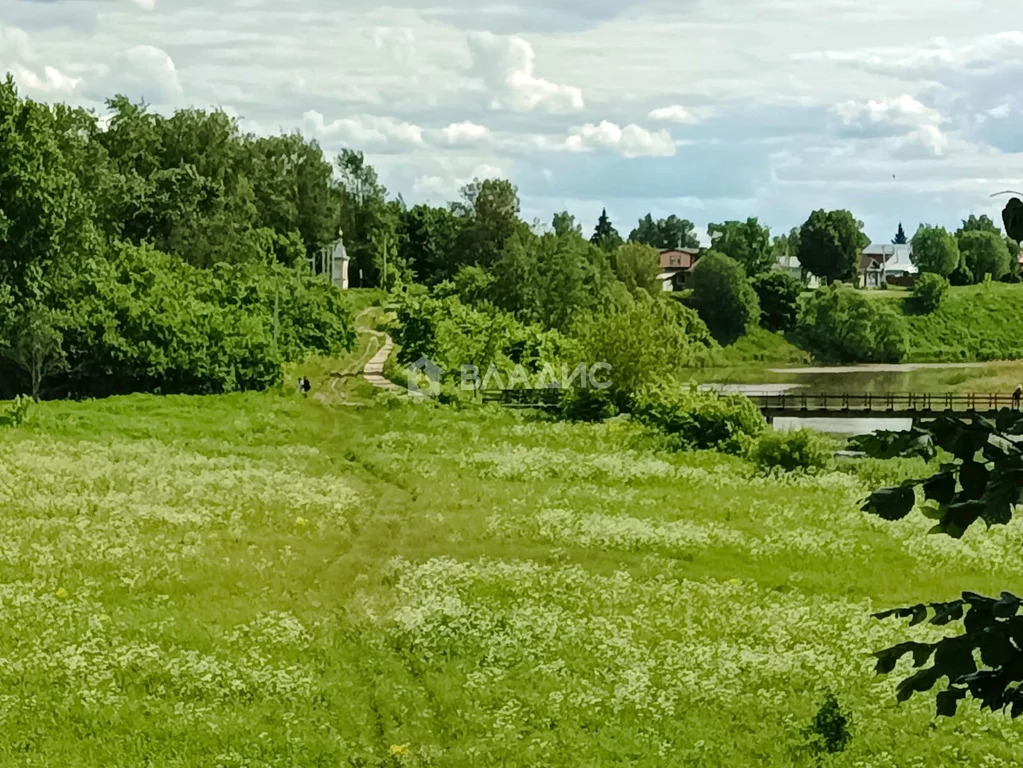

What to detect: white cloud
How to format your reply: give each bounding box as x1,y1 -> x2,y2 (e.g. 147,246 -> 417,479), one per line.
128,0 -> 156,9
12,64 -> 79,94
887,125 -> 951,159
303,110 -> 425,150
93,45 -> 182,102
833,94 -> 942,131
562,121 -> 676,158
466,31 -> 584,113
441,121 -> 490,144
647,105 -> 701,124
413,163 -> 505,198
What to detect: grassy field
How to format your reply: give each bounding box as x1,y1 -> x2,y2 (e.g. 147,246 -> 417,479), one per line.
903,282 -> 1023,362
1,388 -> 1023,765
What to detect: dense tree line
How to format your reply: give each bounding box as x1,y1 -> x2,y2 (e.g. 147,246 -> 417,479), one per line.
0,77 -> 355,398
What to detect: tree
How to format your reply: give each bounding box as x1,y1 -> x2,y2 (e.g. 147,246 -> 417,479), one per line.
612,242 -> 661,295
795,284 -> 908,364
397,204 -> 463,285
552,211 -> 583,238
771,227 -> 801,260
707,218 -> 773,276
452,178 -> 521,268
893,222 -> 908,245
957,214 -> 1001,237
751,271 -> 802,332
590,208 -> 624,252
628,214 -> 699,250
2,300 -> 66,400
911,225 -> 960,277
959,230 -> 1011,283
797,210 -> 869,284
686,251 -> 761,345
336,149 -> 396,286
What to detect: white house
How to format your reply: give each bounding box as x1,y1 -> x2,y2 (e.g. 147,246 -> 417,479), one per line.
859,243 -> 917,288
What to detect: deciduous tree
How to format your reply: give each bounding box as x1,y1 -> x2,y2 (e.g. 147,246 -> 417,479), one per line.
797,210 -> 868,284
911,225 -> 960,277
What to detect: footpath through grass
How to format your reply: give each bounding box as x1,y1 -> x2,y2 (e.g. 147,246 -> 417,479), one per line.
1,392 -> 1023,765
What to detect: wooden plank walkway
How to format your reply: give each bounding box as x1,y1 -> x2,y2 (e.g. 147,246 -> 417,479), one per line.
753,392 -> 1019,419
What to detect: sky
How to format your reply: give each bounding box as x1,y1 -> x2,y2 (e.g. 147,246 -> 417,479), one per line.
2,0 -> 1022,245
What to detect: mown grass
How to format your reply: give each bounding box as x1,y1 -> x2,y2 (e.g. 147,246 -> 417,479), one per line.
1,390 -> 1023,766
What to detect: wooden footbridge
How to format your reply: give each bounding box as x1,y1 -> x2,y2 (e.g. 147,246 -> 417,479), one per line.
752,392 -> 1019,421
482,388 -> 1022,420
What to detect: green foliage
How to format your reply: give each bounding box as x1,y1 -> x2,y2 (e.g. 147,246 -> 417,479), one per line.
551,211 -> 583,238
707,217 -> 774,276
631,383 -> 765,455
455,177 -> 521,267
0,395 -> 31,427
958,230 -> 1011,283
628,213 -> 699,250
796,284 -> 908,364
491,230 -> 615,331
435,265 -> 496,306
612,242 -> 661,295
893,223 -> 908,245
687,251 -> 761,344
949,260 -> 974,286
797,209 -> 869,284
802,694 -> 852,758
860,412 -> 1023,718
573,294 -> 713,407
590,208 -> 624,252
557,387 -> 619,422
911,225 -> 960,277
396,204 -> 463,285
751,271 -> 802,332
911,273 -> 949,314
752,429 -> 835,473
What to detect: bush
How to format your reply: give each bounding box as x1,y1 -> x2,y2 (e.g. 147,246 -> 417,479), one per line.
949,261 -> 974,286
751,271 -> 802,332
751,429 -> 835,473
630,383 -> 765,455
959,230 -> 1011,283
796,284 -> 908,363
558,387 -> 619,422
687,251 -> 761,344
573,294 -> 714,409
911,273 -> 949,314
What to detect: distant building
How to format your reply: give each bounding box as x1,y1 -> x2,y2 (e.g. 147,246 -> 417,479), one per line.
774,254 -> 820,288
859,243 -> 917,288
657,248 -> 701,292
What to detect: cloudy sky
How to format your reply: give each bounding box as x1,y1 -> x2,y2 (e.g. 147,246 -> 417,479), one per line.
2,0 -> 1022,243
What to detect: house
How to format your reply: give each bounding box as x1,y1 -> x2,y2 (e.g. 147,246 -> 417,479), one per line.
859,243 -> 917,288
774,254 -> 820,288
657,248 -> 701,291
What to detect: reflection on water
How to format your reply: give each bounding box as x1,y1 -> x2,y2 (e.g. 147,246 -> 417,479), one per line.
773,417 -> 913,436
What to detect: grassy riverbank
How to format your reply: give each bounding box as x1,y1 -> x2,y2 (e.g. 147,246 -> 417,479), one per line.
1,392 -> 1022,765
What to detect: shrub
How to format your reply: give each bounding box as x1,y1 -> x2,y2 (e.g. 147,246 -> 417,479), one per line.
751,429 -> 835,473
686,251 -> 761,344
573,294 -> 714,409
802,693 -> 852,757
751,271 -> 802,332
558,387 -> 619,422
949,260 -> 974,286
796,284 -> 908,363
958,230 -> 1011,283
630,383 -> 765,455
911,273 -> 949,314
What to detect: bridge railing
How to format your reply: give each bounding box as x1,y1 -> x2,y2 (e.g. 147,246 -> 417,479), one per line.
752,392 -> 1018,413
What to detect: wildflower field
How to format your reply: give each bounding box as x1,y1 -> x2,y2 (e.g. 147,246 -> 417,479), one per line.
1,394 -> 1022,766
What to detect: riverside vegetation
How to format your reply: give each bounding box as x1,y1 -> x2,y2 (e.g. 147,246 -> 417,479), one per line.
3,392 -> 1023,766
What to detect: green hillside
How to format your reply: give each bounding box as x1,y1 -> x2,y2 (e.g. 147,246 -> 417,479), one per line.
902,283 -> 1023,362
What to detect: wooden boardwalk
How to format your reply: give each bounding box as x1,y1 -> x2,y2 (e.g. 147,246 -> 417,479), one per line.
481,388 -> 1023,419
752,392 -> 1020,420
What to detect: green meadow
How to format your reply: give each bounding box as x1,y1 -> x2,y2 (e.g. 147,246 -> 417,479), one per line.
1,390 -> 1022,766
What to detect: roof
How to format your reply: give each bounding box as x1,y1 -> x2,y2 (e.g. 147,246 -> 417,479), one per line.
859,243 -> 918,274
659,248 -> 700,269
775,255 -> 801,270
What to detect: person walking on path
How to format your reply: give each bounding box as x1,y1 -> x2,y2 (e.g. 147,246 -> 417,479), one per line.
1013,384 -> 1022,409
